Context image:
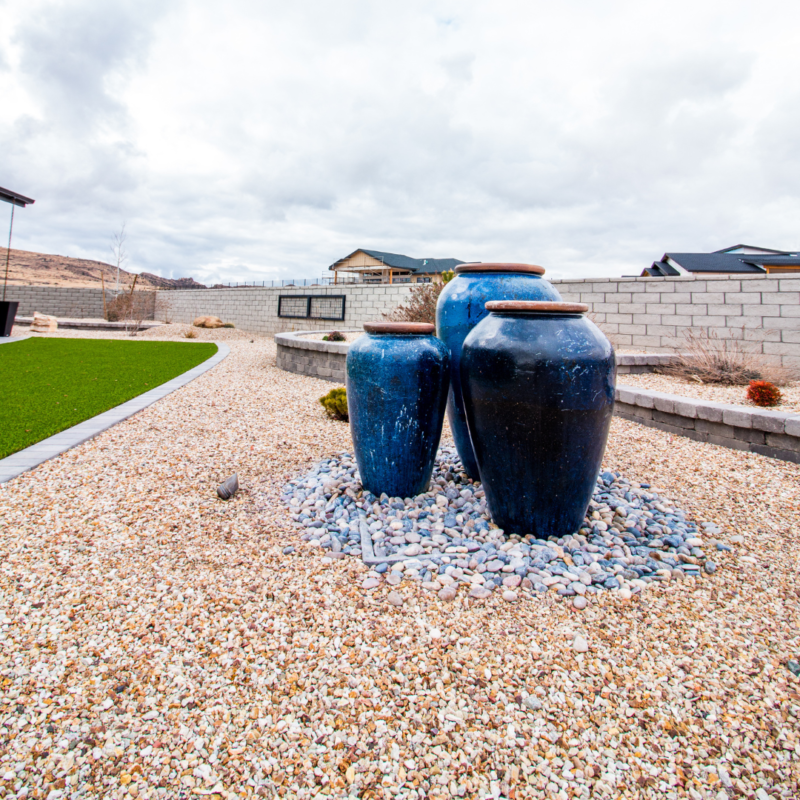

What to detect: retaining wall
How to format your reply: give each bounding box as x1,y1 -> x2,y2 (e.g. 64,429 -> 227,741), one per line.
3,286 -> 155,320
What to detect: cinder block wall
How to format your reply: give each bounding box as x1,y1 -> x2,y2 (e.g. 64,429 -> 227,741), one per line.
4,286 -> 156,320
5,286 -> 107,318
552,274 -> 800,369
156,274 -> 800,368
155,285 -> 415,337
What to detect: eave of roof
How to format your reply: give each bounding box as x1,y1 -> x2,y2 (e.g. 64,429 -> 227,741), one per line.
0,186 -> 35,207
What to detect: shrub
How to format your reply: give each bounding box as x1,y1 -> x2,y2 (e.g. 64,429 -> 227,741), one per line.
323,331 -> 346,342
183,328 -> 198,339
384,271 -> 454,325
222,322 -> 236,328
665,328 -> 795,386
747,380 -> 782,407
320,387 -> 349,421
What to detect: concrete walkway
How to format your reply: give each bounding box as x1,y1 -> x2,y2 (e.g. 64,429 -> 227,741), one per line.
0,342 -> 230,483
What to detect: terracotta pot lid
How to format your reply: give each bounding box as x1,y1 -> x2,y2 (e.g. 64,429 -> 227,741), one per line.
363,322 -> 436,334
454,262 -> 546,276
485,300 -> 589,314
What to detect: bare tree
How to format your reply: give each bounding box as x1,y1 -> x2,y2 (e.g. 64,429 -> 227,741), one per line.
110,223 -> 128,296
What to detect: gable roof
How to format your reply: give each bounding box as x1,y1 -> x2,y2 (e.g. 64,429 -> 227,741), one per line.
329,249 -> 466,274
713,244 -> 790,255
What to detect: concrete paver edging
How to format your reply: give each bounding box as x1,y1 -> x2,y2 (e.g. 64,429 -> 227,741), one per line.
0,343 -> 230,484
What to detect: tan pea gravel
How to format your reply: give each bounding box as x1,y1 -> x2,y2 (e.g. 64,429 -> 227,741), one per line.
0,328 -> 799,800
620,373 -> 800,414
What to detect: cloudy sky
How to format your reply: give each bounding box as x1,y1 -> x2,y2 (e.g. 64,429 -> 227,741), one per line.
2,0 -> 800,284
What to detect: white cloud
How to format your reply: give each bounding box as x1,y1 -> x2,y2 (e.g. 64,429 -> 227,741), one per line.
2,0 -> 800,284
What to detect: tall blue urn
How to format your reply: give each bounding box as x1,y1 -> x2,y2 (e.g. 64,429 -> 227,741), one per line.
435,263 -> 561,478
347,322 -> 450,499
461,301 -> 616,537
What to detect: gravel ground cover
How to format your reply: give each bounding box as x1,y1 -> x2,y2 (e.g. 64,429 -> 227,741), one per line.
284,449 -> 714,605
620,373 -> 800,414
0,326 -> 799,800
0,337 -> 217,458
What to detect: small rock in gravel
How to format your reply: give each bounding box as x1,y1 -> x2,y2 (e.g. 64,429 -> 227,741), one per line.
573,596 -> 587,610
523,696 -> 542,711
469,587 -> 493,599
387,591 -> 404,606
438,586 -> 457,601
704,560 -> 717,574
572,634 -> 589,652
787,659 -> 800,677
217,472 -> 239,500
385,572 -> 402,586
502,590 -> 518,602
362,578 -> 380,590
282,546 -> 295,555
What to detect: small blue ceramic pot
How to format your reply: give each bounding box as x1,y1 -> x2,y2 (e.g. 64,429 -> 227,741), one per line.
461,301 -> 616,537
346,322 -> 450,498
435,263 -> 561,478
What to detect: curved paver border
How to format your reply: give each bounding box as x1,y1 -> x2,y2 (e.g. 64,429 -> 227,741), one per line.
0,342 -> 230,484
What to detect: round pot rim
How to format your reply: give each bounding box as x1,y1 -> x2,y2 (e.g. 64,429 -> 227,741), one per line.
363,322 -> 436,335
454,263 -> 546,276
485,300 -> 589,314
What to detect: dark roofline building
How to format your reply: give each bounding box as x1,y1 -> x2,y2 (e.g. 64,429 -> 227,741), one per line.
643,245 -> 800,277
329,248 -> 467,284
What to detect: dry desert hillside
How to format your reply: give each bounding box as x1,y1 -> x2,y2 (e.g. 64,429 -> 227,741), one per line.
0,247 -> 205,289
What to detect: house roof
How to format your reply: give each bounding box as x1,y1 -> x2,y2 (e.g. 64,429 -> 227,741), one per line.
0,186 -> 35,208
665,253 -> 769,274
740,255 -> 800,266
643,260 -> 681,277
329,249 -> 465,275
713,244 -> 790,255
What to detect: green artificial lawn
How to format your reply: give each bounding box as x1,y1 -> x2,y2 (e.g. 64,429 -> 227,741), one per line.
0,338 -> 218,459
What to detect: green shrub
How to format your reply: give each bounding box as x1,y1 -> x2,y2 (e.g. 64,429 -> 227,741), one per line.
323,330 -> 346,342
222,322 -> 235,328
320,387 -> 349,421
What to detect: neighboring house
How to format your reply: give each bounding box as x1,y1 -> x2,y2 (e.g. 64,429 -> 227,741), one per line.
328,249 -> 466,284
643,244 -> 800,277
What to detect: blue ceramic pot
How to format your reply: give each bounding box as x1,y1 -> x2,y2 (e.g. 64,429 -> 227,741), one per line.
461,301 -> 616,537
347,322 -> 450,498
435,263 -> 561,478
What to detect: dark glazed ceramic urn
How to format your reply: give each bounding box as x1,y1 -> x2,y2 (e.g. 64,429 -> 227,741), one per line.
346,322 -> 450,499
435,263 -> 561,478
461,301 -> 616,537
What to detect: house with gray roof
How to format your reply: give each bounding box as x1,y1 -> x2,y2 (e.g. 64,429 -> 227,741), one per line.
328,249 -> 466,284
643,244 -> 800,277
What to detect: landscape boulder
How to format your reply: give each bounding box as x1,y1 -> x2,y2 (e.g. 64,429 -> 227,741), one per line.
193,315 -> 224,329
30,312 -> 58,332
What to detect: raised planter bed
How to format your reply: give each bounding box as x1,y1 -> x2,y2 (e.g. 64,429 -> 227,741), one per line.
275,330 -> 681,382
615,385 -> 800,464
276,330 -> 800,462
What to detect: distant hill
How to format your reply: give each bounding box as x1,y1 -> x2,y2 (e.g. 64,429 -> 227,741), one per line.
1,248 -> 207,290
